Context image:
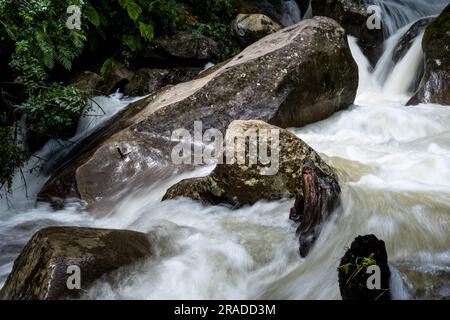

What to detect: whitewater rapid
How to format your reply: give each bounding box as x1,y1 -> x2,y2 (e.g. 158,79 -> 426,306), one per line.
1,3 -> 449,300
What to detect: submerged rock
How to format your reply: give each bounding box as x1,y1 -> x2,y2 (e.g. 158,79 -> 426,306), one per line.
163,120 -> 339,209
290,161 -> 341,257
37,17 -> 357,208
311,0 -> 384,66
232,14 -> 282,47
395,262 -> 450,300
0,227 -> 152,300
338,235 -> 391,300
408,4 -> 450,106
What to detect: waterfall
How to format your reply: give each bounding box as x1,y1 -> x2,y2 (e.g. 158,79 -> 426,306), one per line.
0,93 -> 140,212
280,0 -> 302,26
365,0 -> 448,36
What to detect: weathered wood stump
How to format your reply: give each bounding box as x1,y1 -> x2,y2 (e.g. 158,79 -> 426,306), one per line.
290,161 -> 341,257
338,235 -> 391,300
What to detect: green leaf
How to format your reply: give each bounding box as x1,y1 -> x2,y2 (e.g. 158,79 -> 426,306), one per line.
138,22 -> 154,42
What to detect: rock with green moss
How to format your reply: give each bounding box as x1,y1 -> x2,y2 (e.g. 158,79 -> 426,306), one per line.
338,235 -> 391,300
408,4 -> 450,106
163,120 -> 339,208
0,227 -> 152,300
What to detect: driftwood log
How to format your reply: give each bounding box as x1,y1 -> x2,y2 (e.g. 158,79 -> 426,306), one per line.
290,161 -> 341,257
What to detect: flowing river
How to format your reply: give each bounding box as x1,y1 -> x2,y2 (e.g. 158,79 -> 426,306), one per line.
0,0 -> 449,300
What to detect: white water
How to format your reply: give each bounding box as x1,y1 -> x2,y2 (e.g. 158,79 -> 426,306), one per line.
280,0 -> 302,26
1,4 -> 449,299
366,0 -> 448,36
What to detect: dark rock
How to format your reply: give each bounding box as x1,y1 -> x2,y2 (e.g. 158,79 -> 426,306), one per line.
393,17 -> 434,63
237,0 -> 302,26
163,120 -> 339,209
311,0 -> 384,66
395,262 -> 450,300
98,62 -> 134,95
232,14 -> 282,47
37,17 -> 357,208
338,235 -> 391,300
155,32 -> 220,63
123,68 -> 201,97
0,227 -> 152,300
291,161 -> 341,257
408,4 -> 450,106
68,71 -> 102,96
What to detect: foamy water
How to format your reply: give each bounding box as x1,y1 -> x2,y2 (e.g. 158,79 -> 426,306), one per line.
0,3 -> 449,299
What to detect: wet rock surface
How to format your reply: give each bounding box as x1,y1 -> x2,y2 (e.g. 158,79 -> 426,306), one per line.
291,161 -> 341,257
338,234 -> 391,300
37,17 -> 357,208
163,120 -> 339,210
0,227 -> 152,300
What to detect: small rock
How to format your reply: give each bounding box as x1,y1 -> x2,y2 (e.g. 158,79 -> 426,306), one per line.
408,4 -> 450,105
338,235 -> 391,300
232,14 -> 282,47
98,62 -> 134,95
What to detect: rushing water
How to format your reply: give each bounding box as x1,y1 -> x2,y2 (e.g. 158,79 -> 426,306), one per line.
0,3 -> 449,299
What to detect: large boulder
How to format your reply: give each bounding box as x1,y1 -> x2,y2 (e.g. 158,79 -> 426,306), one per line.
338,235 -> 391,300
37,17 -> 357,208
0,227 -> 152,300
408,4 -> 450,106
232,14 -> 282,47
311,0 -> 384,66
237,0 -> 302,27
163,120 -> 339,209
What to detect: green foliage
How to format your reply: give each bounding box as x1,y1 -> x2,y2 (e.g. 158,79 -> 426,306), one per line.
0,0 -> 241,191
181,0 -> 239,59
17,84 -> 88,139
0,0 -> 89,191
0,116 -> 27,193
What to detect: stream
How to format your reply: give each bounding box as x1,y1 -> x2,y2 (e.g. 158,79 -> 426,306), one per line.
0,0 -> 449,300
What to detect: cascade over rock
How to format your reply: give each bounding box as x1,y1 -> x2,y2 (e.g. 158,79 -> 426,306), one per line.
408,4 -> 450,105
311,0 -> 384,66
37,17 -> 357,208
